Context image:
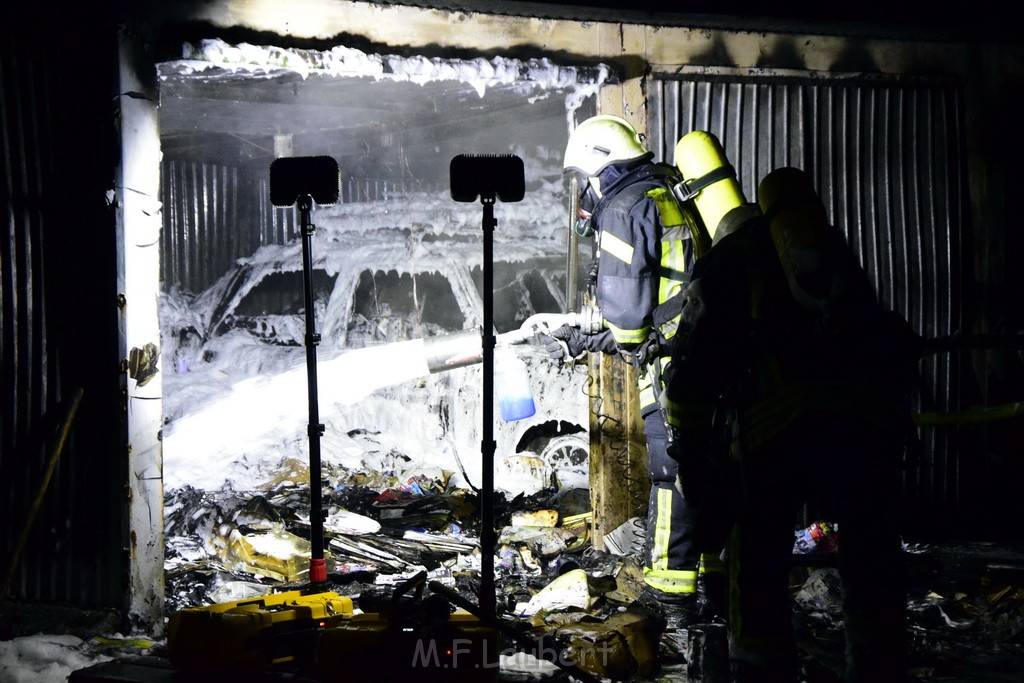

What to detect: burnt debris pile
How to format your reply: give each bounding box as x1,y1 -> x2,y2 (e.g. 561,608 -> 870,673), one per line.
164,474 -> 1024,682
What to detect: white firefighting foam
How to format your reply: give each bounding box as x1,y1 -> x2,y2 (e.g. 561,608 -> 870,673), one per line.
159,40 -> 593,501
166,38 -> 610,122
160,173 -> 588,495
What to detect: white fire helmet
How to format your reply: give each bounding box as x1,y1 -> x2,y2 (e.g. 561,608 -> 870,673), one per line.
563,115 -> 650,177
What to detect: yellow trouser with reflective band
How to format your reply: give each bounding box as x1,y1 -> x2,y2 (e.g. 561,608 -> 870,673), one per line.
643,487 -> 698,595
700,551 -> 725,577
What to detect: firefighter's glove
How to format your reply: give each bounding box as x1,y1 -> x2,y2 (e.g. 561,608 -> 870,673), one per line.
541,325 -> 618,362
585,329 -> 620,355
540,324 -> 586,361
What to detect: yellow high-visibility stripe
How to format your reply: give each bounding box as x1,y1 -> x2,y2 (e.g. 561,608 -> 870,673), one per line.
604,320 -> 648,345
659,235 -> 687,304
663,395 -> 715,430
638,372 -> 656,408
659,314 -> 682,341
741,377 -> 888,452
653,487 -> 673,571
647,187 -> 685,228
643,567 -> 698,594
699,552 -> 725,575
599,230 -> 635,265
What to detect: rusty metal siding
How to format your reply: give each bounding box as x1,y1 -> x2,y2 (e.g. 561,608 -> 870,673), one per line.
650,75 -> 969,529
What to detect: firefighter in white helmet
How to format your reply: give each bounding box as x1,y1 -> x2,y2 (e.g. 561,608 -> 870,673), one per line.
542,114 -> 721,631
663,159 -> 918,681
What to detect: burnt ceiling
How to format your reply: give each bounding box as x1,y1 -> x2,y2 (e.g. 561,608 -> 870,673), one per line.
158,70 -> 577,179
369,0 -> 1013,43
157,60 -> 591,180
154,1 -> 1013,175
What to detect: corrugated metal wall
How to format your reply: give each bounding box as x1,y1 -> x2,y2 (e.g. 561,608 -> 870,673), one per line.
649,74 -> 971,533
159,75 -> 976,534
1,32 -> 56,596
160,161 -> 242,294
161,162 -> 442,294
2,22 -> 125,609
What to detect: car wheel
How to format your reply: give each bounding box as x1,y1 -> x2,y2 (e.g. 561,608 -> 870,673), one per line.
540,434 -> 589,490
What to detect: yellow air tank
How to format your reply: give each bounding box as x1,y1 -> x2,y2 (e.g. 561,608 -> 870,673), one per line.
674,131 -> 749,243
757,166 -> 835,309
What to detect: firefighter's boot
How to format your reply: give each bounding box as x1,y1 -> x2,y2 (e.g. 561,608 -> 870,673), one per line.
698,570 -> 727,623
639,585 -> 699,631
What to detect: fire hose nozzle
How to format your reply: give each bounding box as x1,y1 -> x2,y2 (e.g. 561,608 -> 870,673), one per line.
569,303 -> 603,335
421,304 -> 604,374
508,305 -> 603,343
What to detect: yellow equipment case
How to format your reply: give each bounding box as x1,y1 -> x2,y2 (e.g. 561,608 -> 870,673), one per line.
166,573 -> 496,682
315,570 -> 497,683
166,589 -> 354,674
315,608 -> 496,683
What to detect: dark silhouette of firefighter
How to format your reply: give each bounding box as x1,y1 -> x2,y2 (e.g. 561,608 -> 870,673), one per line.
663,160 -> 920,681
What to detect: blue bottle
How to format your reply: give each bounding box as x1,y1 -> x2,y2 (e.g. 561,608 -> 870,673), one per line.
496,345 -> 536,421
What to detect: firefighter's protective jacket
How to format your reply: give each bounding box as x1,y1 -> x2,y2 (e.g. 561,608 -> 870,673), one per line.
591,160 -> 699,413
589,159 -> 718,597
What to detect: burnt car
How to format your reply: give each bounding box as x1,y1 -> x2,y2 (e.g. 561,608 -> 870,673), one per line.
160,190 -> 590,496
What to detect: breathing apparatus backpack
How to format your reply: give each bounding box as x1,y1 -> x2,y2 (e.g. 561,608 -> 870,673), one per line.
745,166 -> 922,448
670,133 -> 897,353
651,130 -> 759,344
673,131 -> 759,244
756,166 -> 922,363
757,166 -> 877,325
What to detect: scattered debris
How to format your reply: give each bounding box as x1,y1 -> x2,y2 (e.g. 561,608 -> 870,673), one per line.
516,568 -> 594,616
793,520 -> 839,555
163,473 -> 1024,682
228,526 -> 315,582
603,516 -> 646,557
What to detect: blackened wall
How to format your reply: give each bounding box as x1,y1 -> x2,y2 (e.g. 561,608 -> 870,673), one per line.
1,11 -> 127,611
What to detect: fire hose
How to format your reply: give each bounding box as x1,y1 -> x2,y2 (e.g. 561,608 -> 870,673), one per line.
420,304 -> 603,375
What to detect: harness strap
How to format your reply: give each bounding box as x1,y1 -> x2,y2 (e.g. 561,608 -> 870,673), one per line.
671,164 -> 736,202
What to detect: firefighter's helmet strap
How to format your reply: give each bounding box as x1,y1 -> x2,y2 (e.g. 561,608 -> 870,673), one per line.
672,164 -> 736,202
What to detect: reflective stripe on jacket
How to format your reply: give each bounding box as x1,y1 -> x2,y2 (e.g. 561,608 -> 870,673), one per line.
593,164 -> 697,338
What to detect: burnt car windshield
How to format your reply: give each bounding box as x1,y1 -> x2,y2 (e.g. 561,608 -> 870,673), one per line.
233,269 -> 334,318
348,269 -> 465,346
473,263 -> 565,333
219,269 -> 335,345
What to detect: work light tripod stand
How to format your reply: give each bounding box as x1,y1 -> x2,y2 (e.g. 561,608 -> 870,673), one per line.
269,155 -> 340,589
443,157 -> 608,682
449,154 -> 526,617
